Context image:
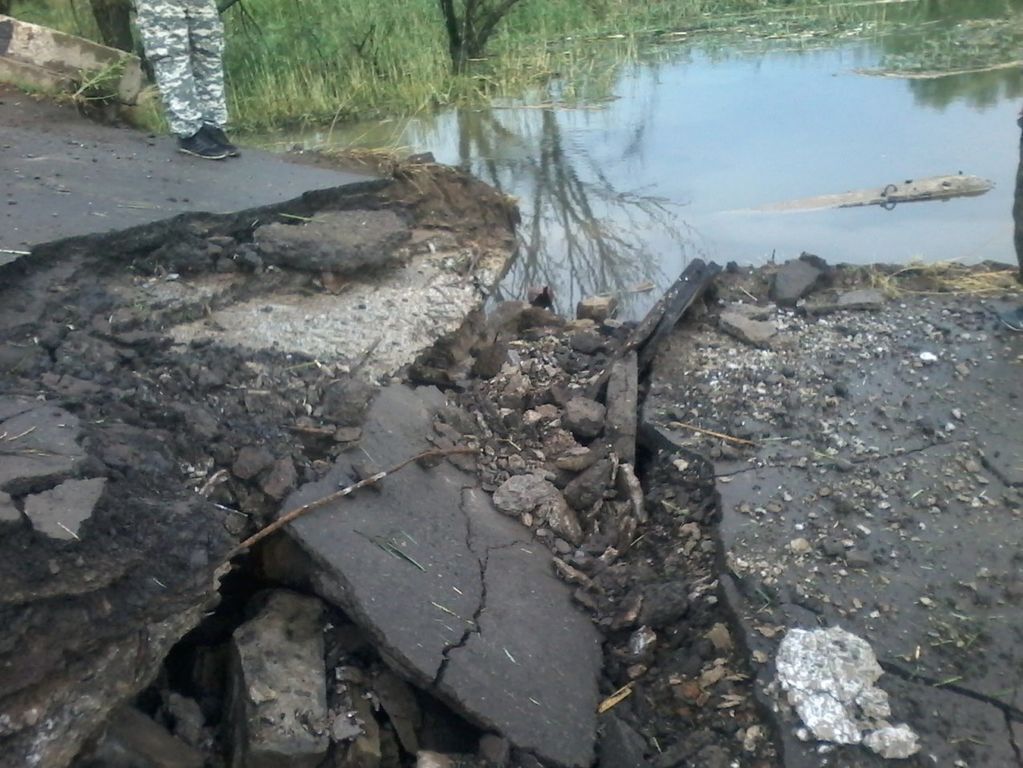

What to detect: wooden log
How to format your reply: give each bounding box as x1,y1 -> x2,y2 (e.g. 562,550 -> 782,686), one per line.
605,351 -> 638,464
588,259 -> 721,400
757,174 -> 993,212
635,258 -> 722,372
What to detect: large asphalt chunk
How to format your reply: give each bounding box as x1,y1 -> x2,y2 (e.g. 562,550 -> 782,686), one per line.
283,384 -> 602,768
254,209 -> 410,273
0,401 -> 84,495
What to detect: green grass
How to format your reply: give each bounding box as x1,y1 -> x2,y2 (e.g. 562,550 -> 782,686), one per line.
7,0 -> 1023,129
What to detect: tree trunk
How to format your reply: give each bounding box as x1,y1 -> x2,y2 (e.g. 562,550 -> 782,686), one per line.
89,0 -> 134,52
437,0 -> 523,73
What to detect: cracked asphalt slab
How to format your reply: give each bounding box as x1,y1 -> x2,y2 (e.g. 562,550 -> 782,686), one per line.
644,275 -> 1023,766
282,384 -> 603,768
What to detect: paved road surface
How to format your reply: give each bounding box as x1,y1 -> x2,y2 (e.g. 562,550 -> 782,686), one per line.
0,85 -> 371,262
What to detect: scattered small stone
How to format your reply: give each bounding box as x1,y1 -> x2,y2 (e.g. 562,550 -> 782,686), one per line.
562,397 -> 606,440
570,330 -> 605,355
845,550 -> 873,569
821,538 -> 845,558
627,626 -> 657,658
705,623 -> 733,652
554,446 -> 598,472
232,445 -> 274,480
639,581 -> 689,628
788,537 -> 811,555
333,426 -> 362,443
478,734 -> 510,766
563,459 -> 612,511
260,457 -> 297,500
863,724 -> 921,759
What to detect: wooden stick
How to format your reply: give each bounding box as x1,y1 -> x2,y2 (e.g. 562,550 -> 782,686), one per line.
231,446 -> 476,555
668,421 -> 757,447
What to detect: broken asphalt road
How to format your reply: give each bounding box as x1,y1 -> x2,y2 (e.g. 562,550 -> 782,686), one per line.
281,384 -> 604,768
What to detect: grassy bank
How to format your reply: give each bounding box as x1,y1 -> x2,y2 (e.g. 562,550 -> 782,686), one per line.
7,0 -> 1023,129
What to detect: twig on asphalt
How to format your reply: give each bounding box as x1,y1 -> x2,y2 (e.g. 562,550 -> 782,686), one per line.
231,445 -> 476,556
668,420 -> 757,446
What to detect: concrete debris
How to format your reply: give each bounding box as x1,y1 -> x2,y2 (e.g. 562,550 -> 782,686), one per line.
863,724 -> 921,759
75,705 -> 204,768
372,668 -> 421,754
164,692 -> 206,749
718,309 -> 776,348
776,626 -> 919,756
803,288 -> 885,315
0,402 -> 84,495
563,458 -> 612,513
576,295 -> 618,323
0,490 -> 20,523
770,254 -> 828,306
598,716 -> 651,768
494,472 -> 583,543
477,734 -> 510,766
254,209 -> 410,273
335,682 -> 381,768
228,590 -> 329,768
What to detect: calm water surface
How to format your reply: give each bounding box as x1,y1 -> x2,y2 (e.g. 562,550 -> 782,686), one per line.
280,16 -> 1023,316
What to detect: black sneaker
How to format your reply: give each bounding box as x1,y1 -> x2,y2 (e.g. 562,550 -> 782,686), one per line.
201,124 -> 240,157
178,130 -> 228,160
997,306 -> 1023,332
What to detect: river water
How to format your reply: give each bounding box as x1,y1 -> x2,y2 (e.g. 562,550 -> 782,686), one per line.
279,4 -> 1023,316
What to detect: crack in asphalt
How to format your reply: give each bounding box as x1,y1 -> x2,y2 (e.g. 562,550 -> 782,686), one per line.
431,488 -> 484,689
880,659 -> 1023,722
432,487 -> 531,690
980,451 -> 1022,489
1007,711 -> 1023,768
711,438 -> 968,479
431,548 -> 487,690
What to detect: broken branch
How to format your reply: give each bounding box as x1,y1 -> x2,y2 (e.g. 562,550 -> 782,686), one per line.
231,446 -> 476,555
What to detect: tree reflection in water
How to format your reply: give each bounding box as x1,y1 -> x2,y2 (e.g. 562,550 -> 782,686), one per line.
450,107 -> 700,318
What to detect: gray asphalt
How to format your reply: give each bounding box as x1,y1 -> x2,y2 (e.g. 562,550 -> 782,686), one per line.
0,85 -> 371,261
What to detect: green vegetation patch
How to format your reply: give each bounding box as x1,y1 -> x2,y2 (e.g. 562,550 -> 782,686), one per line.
877,13 -> 1023,75
7,0 -> 1023,128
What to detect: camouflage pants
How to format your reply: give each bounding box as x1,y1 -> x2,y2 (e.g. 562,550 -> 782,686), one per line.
135,0 -> 228,137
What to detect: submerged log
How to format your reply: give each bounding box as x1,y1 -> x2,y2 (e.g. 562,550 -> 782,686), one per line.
758,174 -> 993,212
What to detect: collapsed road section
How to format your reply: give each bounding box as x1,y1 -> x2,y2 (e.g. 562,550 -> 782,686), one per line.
0,159 -> 526,768
2,110 -> 1022,768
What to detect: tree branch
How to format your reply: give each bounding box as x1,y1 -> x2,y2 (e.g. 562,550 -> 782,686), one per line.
230,445 -> 477,556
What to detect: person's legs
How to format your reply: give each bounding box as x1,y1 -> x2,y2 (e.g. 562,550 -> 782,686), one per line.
136,0 -> 204,138
186,0 -> 229,129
